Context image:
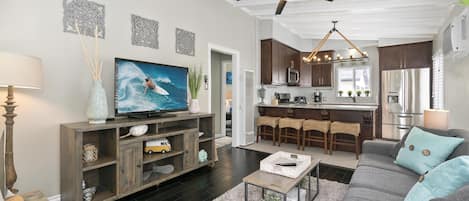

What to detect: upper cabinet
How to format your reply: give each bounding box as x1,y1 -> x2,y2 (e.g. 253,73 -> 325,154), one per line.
261,39 -> 300,85
379,41 -> 433,70
310,51 -> 334,87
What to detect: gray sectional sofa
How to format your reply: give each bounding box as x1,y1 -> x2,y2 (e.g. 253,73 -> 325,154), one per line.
343,127 -> 469,201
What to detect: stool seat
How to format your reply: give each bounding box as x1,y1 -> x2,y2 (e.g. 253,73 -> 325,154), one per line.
302,120 -> 330,153
278,118 -> 304,150
330,121 -> 360,136
256,116 -> 280,128
330,121 -> 361,159
279,118 -> 304,130
256,116 -> 280,145
303,119 -> 331,133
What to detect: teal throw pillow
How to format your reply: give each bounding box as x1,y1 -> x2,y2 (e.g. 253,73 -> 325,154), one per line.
395,127 -> 464,175
404,156 -> 469,201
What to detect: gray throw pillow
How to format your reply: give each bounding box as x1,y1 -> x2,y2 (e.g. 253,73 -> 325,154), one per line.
391,126 -> 451,159
430,185 -> 469,201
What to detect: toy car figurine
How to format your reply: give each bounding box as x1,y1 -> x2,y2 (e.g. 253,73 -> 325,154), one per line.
144,138 -> 171,154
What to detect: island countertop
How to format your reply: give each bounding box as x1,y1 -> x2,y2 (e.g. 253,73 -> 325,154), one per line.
257,103 -> 378,112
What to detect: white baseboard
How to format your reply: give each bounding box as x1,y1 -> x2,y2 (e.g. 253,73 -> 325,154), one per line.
48,194 -> 60,201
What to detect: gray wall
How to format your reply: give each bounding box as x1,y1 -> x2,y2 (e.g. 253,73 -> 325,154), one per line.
0,0 -> 256,196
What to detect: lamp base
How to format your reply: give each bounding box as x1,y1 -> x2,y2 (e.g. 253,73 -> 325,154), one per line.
3,86 -> 18,193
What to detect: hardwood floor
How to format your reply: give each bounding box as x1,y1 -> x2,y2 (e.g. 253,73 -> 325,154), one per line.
119,145 -> 354,201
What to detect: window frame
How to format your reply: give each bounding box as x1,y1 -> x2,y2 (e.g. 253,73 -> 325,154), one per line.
335,64 -> 372,97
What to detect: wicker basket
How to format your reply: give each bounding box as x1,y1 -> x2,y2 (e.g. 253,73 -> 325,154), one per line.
83,144 -> 98,163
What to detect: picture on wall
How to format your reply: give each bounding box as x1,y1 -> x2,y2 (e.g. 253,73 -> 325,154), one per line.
131,14 -> 159,49
63,0 -> 105,38
226,72 -> 232,85
175,28 -> 195,56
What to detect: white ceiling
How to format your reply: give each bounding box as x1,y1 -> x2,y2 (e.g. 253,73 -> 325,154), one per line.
227,0 -> 458,40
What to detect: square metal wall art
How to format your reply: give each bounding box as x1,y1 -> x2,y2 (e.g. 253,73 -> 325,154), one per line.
63,0 -> 105,38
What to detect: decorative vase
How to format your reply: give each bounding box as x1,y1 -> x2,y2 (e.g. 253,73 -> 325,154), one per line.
189,99 -> 200,113
86,80 -> 108,124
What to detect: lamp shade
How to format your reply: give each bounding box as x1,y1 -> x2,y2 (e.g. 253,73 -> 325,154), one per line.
424,109 -> 449,130
0,52 -> 42,89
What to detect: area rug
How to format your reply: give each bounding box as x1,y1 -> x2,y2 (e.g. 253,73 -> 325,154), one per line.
241,141 -> 357,169
213,178 -> 348,201
215,136 -> 232,148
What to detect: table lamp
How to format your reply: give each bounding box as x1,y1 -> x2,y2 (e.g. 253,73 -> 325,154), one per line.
0,52 -> 42,193
424,109 -> 449,130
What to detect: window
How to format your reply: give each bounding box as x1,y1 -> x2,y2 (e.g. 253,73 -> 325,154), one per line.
336,65 -> 371,96
432,51 -> 444,109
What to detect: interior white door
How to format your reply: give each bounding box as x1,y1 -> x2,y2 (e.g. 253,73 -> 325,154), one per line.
243,70 -> 255,144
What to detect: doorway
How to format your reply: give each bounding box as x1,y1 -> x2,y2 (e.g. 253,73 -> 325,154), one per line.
210,51 -> 232,140
208,44 -> 243,147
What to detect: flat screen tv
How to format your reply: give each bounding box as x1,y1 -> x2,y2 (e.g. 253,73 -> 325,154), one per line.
115,58 -> 188,116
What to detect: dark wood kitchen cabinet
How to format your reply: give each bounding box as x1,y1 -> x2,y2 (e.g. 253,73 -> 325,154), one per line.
311,51 -> 334,87
261,39 -> 300,85
379,41 -> 433,70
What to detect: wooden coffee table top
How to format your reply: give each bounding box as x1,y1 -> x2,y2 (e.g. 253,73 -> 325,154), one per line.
243,159 -> 320,194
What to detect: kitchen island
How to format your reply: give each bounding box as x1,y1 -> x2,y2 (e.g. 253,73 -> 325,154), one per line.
257,103 -> 378,153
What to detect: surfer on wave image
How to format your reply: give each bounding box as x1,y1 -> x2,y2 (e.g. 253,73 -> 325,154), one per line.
144,77 -> 169,96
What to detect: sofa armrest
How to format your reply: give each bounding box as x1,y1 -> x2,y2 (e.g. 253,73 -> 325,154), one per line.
430,185 -> 469,201
362,140 -> 398,157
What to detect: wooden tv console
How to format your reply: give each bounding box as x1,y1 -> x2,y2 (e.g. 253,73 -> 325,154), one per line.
60,113 -> 215,201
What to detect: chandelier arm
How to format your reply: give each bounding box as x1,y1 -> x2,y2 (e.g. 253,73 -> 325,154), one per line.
336,30 -> 367,57
306,31 -> 333,61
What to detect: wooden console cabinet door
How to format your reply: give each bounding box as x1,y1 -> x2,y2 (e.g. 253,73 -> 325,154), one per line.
184,132 -> 199,169
119,143 -> 142,194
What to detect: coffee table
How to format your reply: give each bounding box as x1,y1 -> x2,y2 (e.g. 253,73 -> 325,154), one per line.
243,159 -> 320,201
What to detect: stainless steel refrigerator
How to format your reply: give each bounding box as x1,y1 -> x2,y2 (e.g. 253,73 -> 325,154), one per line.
381,68 -> 430,140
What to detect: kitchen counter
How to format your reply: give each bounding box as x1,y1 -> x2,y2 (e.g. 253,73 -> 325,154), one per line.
257,103 -> 378,112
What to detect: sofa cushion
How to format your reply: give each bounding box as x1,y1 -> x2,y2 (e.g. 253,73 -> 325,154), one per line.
350,166 -> 418,197
395,127 -> 464,175
431,185 -> 469,201
358,153 -> 417,176
404,156 -> 469,201
392,126 -> 451,158
448,129 -> 469,159
343,187 -> 404,201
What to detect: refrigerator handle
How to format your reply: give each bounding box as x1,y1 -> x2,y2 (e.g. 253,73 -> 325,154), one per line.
403,70 -> 408,113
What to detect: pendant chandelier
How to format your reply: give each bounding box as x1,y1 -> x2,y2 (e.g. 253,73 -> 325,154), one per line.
303,21 -> 368,64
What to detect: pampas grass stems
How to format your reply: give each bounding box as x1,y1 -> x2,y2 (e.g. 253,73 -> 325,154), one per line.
75,22 -> 102,81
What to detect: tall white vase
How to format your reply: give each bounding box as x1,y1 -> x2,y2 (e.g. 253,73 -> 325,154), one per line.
189,99 -> 200,113
87,80 -> 108,124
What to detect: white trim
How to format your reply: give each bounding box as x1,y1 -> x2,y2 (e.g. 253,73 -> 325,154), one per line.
208,43 -> 242,147
48,194 -> 61,201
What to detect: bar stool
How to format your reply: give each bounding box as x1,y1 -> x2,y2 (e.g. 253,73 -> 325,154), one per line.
256,116 -> 280,145
330,121 -> 361,160
278,118 -> 304,150
302,120 -> 330,153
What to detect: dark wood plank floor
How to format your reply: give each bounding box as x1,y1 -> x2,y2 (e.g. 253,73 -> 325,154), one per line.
119,145 -> 354,201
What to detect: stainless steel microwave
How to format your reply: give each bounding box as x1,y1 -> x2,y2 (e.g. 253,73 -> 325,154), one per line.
287,67 -> 300,85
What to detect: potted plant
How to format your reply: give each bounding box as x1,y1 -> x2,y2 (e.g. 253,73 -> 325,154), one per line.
347,90 -> 353,97
338,90 -> 343,97
356,90 -> 362,97
189,66 -> 203,113
364,90 -> 371,97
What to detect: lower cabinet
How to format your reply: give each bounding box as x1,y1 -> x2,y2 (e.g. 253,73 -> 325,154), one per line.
119,143 -> 142,194
184,131 -> 199,169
